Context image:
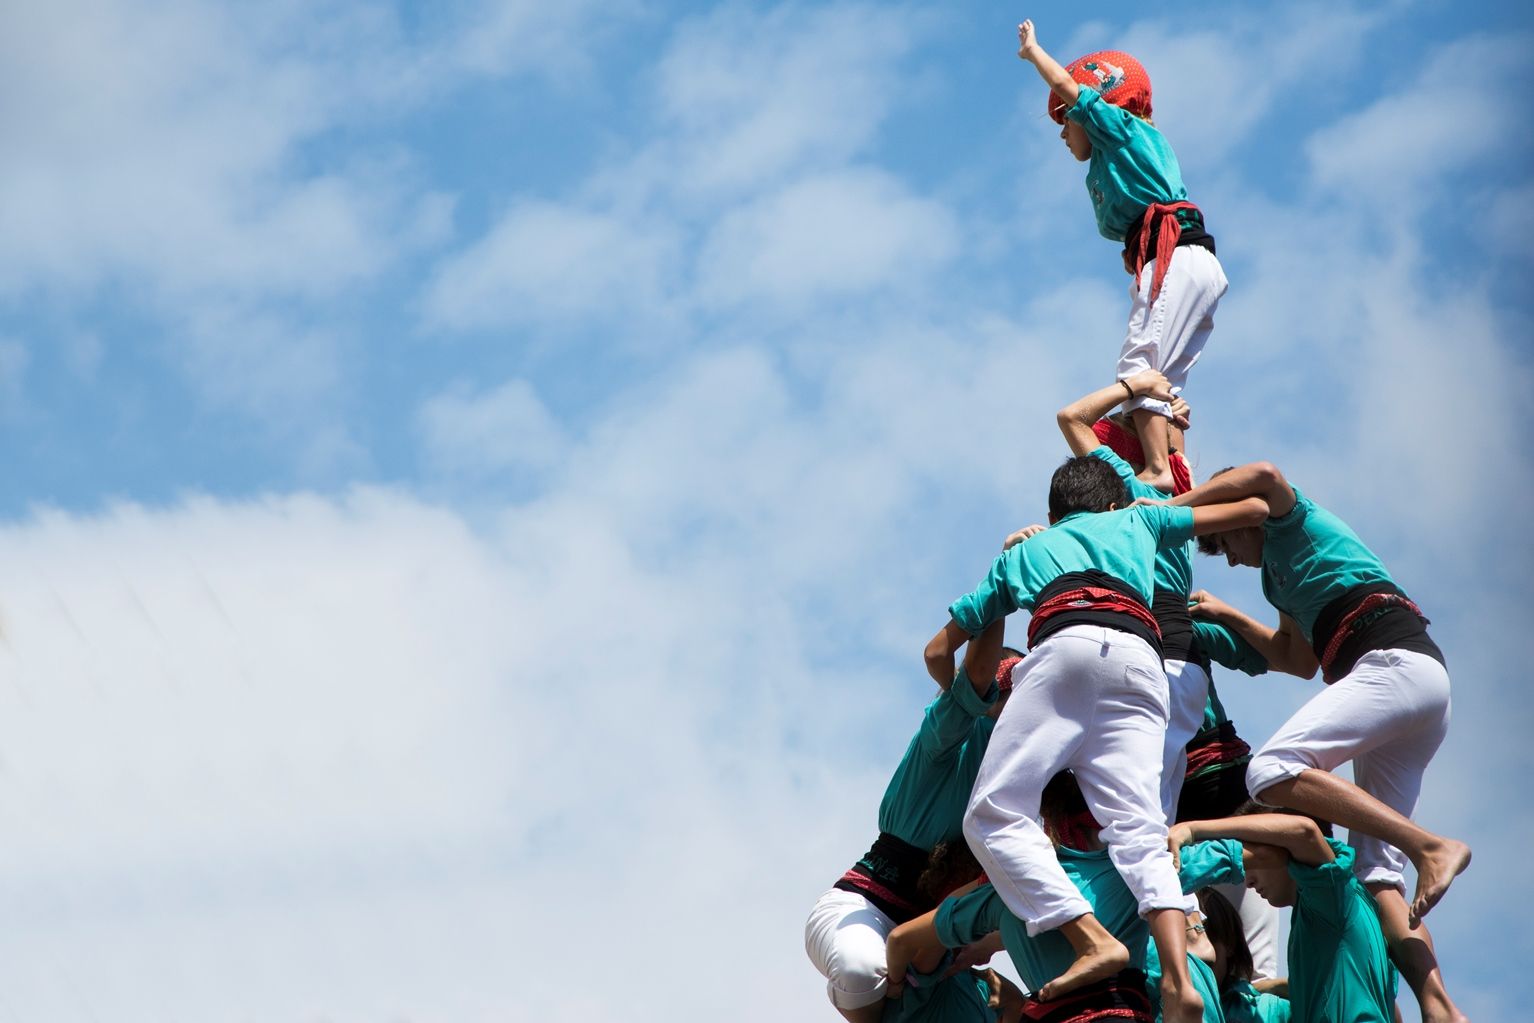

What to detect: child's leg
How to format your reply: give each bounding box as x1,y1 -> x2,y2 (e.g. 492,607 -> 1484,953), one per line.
1245,651 -> 1470,920
1367,883 -> 1469,1023
1158,658 -> 1211,822
1117,247 -> 1227,488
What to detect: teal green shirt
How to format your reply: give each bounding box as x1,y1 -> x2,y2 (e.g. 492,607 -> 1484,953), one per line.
948,505 -> 1196,636
1177,838 -> 1247,891
1287,840 -> 1398,1023
1261,488 -> 1397,641
884,958 -> 996,1023
1223,980 -> 1291,1023
877,670 -> 998,849
1091,446 -> 1193,596
1066,87 -> 1189,242
935,847 -> 1147,993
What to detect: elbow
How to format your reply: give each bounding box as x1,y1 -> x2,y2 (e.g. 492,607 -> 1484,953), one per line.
1237,496 -> 1271,527
1249,461 -> 1287,494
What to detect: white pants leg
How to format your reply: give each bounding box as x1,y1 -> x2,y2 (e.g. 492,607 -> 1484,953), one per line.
1160,658 -> 1212,823
1116,246 -> 1228,419
804,888 -> 896,1009
963,625 -> 1192,934
1245,649 -> 1451,890
1210,881 -> 1281,980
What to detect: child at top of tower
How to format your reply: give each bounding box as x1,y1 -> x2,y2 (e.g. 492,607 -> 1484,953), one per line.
1017,19 -> 1228,495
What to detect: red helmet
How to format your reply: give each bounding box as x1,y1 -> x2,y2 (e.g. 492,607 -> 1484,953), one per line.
1048,50 -> 1152,124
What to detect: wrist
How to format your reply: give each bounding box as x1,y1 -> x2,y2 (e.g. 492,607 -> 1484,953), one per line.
1119,379 -> 1135,400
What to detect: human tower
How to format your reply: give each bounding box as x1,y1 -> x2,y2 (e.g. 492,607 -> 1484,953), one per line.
803,21 -> 1471,1023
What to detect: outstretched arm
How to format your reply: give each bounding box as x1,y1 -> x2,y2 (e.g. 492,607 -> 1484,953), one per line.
1190,592 -> 1318,679
1056,370 -> 1173,456
1171,813 -> 1335,868
1017,20 -> 1080,108
1171,461 -> 1296,518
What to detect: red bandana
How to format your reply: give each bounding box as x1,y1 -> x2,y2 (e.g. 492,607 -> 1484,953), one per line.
995,655 -> 1023,693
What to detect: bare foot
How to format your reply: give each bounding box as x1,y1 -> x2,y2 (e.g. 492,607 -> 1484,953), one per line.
1410,838 -> 1472,923
1160,983 -> 1205,1023
1036,937 -> 1129,1001
1135,466 -> 1175,494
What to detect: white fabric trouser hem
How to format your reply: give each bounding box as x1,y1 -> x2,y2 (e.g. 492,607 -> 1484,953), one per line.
804,887 -> 895,1009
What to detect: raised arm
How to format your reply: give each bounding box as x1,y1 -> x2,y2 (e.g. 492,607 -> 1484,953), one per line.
1190,592 -> 1318,679
924,619 -> 972,690
959,620 -> 1008,700
1173,813 -> 1335,868
1171,461 -> 1296,518
1056,370 -> 1173,456
1017,20 -> 1080,108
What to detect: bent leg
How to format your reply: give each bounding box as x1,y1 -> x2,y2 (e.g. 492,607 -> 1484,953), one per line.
1159,659 -> 1211,822
1368,884 -> 1468,1023
804,889 -> 895,1016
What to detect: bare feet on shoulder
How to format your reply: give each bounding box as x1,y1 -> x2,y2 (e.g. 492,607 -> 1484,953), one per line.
1037,937 -> 1129,1001
1410,837 -> 1472,923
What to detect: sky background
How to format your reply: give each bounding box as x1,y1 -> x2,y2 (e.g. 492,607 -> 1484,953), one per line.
0,0 -> 1530,1020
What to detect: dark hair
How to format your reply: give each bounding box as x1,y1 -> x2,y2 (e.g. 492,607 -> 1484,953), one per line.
1048,456 -> 1130,520
1000,646 -> 1025,660
1233,798 -> 1334,838
1195,466 -> 1239,556
1195,888 -> 1254,987
918,839 -> 983,902
1040,770 -> 1098,848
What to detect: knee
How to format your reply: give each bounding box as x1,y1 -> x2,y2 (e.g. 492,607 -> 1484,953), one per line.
825,941 -> 887,1008
1245,749 -> 1308,803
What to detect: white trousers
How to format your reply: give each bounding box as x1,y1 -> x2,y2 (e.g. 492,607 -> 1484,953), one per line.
963,625 -> 1192,934
803,888 -> 895,1009
1246,648 -> 1451,889
1116,245 -> 1228,420
1160,658 -> 1212,823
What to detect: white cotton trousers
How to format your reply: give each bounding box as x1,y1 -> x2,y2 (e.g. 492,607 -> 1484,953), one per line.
1245,648 -> 1452,889
804,888 -> 896,1009
1116,245 -> 1228,420
1160,658 -> 1212,823
963,625 -> 1193,934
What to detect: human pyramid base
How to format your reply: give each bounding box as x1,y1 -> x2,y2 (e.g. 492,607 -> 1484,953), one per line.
803,20 -> 1471,1023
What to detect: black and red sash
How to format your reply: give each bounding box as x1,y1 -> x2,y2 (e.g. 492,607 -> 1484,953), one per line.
1151,587 -> 1207,670
1122,201 -> 1215,304
832,831 -> 933,923
1311,582 -> 1444,683
1028,571 -> 1162,657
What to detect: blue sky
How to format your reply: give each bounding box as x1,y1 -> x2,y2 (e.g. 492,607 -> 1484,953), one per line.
0,1 -> 1530,1020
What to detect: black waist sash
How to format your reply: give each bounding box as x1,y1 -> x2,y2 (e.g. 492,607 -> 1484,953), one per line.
833,831 -> 932,923
1020,969 -> 1153,1022
1151,588 -> 1207,671
1311,582 -> 1444,682
1030,570 -> 1162,659
1122,204 -> 1216,266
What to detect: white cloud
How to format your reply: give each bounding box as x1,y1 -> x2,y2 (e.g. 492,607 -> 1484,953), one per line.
417,377 -> 569,477
696,168 -> 960,308
422,200 -> 682,331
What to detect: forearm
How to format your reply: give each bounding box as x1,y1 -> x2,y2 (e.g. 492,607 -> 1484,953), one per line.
1180,814 -> 1331,864
1172,462 -> 1291,513
886,910 -> 948,994
960,620 -> 1007,699
1201,603 -> 1315,678
1022,45 -> 1079,106
925,619 -> 971,689
1189,496 -> 1271,535
1057,382 -> 1134,455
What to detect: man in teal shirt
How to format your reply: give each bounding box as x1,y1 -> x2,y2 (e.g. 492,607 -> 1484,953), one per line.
1169,462 -> 1469,1023
924,455 -> 1267,1023
1169,813 -> 1399,1023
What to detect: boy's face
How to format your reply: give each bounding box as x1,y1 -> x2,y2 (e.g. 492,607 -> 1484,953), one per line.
1214,526 -> 1264,568
1244,844 -> 1298,907
1061,119 -> 1092,161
